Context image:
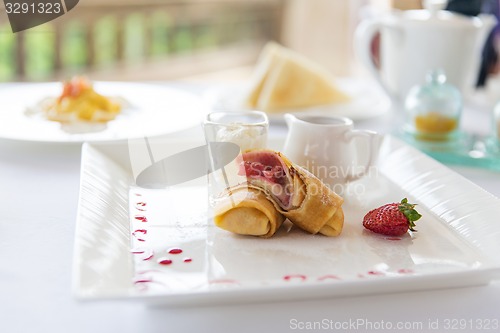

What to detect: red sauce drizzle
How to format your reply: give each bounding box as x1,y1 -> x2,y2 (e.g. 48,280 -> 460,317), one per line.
157,258 -> 173,265
209,279 -> 239,285
283,274 -> 307,282
134,215 -> 148,222
317,274 -> 340,281
132,229 -> 147,242
136,202 -> 147,211
368,270 -> 384,276
143,251 -> 154,261
131,248 -> 153,260
398,268 -> 414,274
168,248 -> 183,254
183,258 -> 192,263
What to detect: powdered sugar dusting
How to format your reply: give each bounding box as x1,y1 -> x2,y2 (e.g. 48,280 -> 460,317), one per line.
320,193 -> 333,206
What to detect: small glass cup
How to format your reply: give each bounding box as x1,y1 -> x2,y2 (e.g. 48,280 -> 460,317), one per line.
203,111 -> 269,208
203,111 -> 268,152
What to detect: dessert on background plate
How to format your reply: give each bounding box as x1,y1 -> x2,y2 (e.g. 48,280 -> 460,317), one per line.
1,81 -> 202,142
245,42 -> 350,112
36,76 -> 124,123
203,43 -> 390,122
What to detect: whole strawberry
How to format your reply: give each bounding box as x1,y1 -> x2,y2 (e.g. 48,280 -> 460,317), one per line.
363,198 -> 421,236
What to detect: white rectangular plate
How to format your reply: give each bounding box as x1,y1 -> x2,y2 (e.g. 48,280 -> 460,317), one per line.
72,135 -> 500,306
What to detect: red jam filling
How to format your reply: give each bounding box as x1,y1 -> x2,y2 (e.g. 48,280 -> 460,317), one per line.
239,151 -> 287,186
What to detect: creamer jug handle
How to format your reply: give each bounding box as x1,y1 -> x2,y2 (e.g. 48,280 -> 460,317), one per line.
344,130 -> 382,182
284,113 -> 296,128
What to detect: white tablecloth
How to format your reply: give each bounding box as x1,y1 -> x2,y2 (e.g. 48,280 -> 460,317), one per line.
1,82 -> 500,333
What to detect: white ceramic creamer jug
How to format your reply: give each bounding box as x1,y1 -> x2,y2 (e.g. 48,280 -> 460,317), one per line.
354,1 -> 496,102
282,114 -> 382,191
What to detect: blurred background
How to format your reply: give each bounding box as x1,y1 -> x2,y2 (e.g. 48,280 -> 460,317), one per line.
0,0 -> 498,84
0,0 -> 433,83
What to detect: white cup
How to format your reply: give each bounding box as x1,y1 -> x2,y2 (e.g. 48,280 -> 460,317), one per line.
354,9 -> 496,102
283,114 -> 382,189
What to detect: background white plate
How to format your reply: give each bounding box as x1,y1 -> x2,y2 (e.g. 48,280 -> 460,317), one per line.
203,78 -> 391,122
72,134 -> 500,306
0,82 -> 205,143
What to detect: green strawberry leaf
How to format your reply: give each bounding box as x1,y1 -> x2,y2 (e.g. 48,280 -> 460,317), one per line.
398,198 -> 421,232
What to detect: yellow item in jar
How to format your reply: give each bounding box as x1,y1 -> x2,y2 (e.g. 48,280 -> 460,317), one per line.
415,112 -> 457,134
44,76 -> 121,123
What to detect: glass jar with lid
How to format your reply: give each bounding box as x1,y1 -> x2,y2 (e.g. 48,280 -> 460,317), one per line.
404,69 -> 462,141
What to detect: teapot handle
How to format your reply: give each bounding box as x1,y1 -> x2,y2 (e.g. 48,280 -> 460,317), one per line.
354,19 -> 392,99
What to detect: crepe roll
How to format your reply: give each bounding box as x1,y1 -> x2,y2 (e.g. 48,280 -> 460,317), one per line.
319,206 -> 344,237
240,150 -> 344,236
214,186 -> 285,238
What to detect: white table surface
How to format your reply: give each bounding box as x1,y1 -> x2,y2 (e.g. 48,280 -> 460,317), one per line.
1,82 -> 500,333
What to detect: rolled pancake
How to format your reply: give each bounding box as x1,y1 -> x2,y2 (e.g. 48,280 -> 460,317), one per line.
214,186 -> 285,238
241,150 -> 344,236
319,207 -> 344,237
280,166 -> 344,236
